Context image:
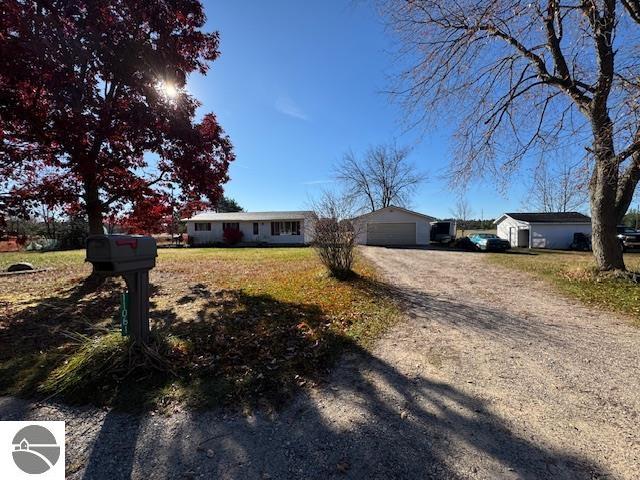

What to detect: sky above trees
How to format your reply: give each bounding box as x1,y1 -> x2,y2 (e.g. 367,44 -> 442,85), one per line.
182,0 -> 586,219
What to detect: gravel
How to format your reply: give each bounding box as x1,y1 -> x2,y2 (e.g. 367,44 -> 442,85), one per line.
1,246 -> 638,479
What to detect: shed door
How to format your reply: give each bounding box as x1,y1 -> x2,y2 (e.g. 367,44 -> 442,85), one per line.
366,223 -> 416,245
517,229 -> 530,247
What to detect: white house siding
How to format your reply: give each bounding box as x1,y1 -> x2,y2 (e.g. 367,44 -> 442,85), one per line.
354,208 -> 431,245
496,217 -> 530,247
187,219 -> 310,245
530,224 -> 592,249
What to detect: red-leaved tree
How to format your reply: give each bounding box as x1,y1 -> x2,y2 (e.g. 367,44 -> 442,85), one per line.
0,0 -> 234,234
122,193 -> 173,235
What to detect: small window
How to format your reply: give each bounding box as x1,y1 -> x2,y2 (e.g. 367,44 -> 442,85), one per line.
195,223 -> 211,231
222,222 -> 239,231
271,222 -> 280,236
253,222 -> 259,235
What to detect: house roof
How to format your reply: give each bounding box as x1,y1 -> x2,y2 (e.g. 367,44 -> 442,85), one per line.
353,205 -> 437,222
183,211 -> 314,222
495,212 -> 591,224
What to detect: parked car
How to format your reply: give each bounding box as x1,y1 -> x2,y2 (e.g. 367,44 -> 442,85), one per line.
468,233 -> 511,252
617,225 -> 640,251
570,232 -> 592,251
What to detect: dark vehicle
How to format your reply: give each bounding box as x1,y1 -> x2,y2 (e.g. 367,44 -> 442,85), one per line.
570,232 -> 591,251
430,221 -> 456,244
468,233 -> 511,252
617,225 -> 640,251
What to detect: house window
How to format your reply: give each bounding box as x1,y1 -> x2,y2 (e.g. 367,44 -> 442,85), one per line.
253,222 -> 259,235
195,223 -> 211,231
270,221 -> 301,235
222,222 -> 239,231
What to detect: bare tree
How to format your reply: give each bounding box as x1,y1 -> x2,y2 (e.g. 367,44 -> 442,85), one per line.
529,157 -> 589,213
336,144 -> 426,213
450,198 -> 474,236
382,1 -> 640,271
311,190 -> 359,279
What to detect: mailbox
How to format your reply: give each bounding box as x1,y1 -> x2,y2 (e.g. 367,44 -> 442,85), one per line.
86,235 -> 157,273
86,235 -> 157,344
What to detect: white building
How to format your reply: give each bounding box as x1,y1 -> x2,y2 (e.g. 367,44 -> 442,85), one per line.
494,212 -> 592,249
184,211 -> 316,246
353,206 -> 436,246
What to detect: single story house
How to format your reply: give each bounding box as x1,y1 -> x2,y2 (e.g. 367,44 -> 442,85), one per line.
353,206 -> 436,246
494,212 -> 592,249
184,211 -> 316,245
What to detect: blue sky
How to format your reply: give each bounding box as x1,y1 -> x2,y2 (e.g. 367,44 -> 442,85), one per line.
187,0 -> 531,219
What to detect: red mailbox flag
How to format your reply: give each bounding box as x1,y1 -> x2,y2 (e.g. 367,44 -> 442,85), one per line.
115,239 -> 138,249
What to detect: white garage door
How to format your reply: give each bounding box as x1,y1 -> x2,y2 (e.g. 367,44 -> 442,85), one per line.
366,223 -> 416,245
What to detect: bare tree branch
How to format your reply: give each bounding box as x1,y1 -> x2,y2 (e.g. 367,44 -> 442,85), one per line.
381,0 -> 640,270
335,144 -> 426,212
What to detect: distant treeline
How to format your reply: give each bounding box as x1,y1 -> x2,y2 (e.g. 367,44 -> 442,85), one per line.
622,210 -> 640,229
441,219 -> 496,230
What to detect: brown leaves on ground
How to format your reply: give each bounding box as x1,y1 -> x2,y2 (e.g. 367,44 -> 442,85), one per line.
0,248 -> 398,409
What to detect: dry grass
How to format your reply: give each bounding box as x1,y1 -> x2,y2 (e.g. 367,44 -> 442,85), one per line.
0,247 -> 398,410
486,249 -> 640,326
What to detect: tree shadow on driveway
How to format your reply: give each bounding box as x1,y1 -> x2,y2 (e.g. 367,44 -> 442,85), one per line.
68,342 -> 607,480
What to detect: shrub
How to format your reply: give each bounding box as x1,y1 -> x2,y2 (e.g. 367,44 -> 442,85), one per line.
452,236 -> 477,251
313,218 -> 356,279
223,228 -> 243,245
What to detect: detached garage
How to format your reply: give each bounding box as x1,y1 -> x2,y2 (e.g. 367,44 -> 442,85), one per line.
495,212 -> 592,249
354,206 -> 436,246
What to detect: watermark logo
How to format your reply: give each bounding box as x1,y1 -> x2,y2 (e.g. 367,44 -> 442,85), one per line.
1,421 -> 64,479
12,425 -> 61,474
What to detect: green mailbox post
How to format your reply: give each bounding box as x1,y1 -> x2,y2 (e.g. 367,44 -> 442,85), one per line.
120,292 -> 129,336
86,235 -> 157,344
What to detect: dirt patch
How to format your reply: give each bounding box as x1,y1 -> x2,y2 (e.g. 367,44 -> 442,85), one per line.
360,246 -> 640,479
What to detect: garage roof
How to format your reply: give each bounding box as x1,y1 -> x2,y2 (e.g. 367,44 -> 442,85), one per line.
496,212 -> 591,224
353,205 -> 437,221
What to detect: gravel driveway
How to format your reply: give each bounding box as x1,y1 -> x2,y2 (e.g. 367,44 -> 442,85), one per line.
1,247 -> 639,479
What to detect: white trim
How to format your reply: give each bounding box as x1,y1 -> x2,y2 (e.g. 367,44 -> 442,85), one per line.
494,213 -> 590,226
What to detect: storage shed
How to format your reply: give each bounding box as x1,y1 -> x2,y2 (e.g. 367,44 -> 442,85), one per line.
494,212 -> 592,249
353,206 -> 436,246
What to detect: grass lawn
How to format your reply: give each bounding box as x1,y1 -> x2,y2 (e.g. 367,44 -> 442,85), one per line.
0,247 -> 398,411
486,249 -> 640,326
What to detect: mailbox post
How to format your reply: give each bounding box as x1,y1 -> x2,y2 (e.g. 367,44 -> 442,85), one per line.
86,235 -> 157,344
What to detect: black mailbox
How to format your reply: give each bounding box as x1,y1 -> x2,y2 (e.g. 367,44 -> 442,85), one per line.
86,235 -> 157,273
86,235 -> 157,344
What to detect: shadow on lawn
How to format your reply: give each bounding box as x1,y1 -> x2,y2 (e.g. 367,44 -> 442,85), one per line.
0,275 -> 118,359
155,286 -> 346,409
0,275 -> 123,396
0,277 -> 347,412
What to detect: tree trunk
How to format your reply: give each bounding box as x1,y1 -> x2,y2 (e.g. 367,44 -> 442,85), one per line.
590,160 -> 625,271
84,176 -> 104,235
